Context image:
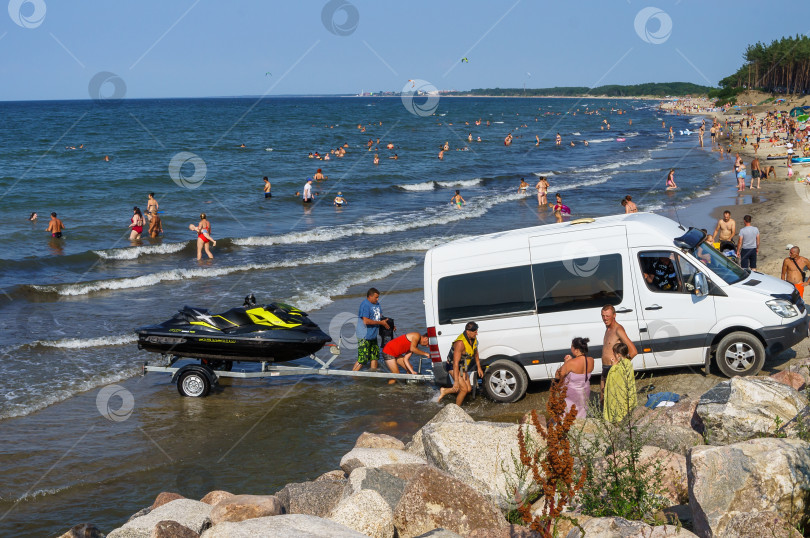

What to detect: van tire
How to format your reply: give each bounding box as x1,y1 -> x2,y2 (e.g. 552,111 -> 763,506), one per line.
715,332 -> 765,377
483,360 -> 528,403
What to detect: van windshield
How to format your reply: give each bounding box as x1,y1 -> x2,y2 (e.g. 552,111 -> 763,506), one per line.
692,240 -> 748,285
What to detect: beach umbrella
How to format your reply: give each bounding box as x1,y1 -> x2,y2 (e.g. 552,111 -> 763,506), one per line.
797,114 -> 810,122
790,107 -> 804,117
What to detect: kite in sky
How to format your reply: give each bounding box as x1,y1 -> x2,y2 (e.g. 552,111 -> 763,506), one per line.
461,57 -> 469,63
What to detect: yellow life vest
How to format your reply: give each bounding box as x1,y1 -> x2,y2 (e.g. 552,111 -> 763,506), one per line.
447,333 -> 478,369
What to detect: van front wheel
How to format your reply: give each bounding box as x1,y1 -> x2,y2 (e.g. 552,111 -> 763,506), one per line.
715,332 -> 765,377
483,360 -> 528,403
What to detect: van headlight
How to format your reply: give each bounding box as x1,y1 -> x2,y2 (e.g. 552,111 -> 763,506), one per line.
767,299 -> 799,318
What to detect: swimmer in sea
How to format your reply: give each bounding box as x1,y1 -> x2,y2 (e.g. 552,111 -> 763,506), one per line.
193,213 -> 216,260
451,190 -> 465,208
46,212 -> 65,238
263,177 -> 272,198
556,133 -> 562,146
333,192 -> 347,207
584,140 -> 589,147
389,154 -> 398,160
148,210 -> 162,238
443,141 -> 450,151
373,153 -> 379,165
313,169 -> 326,181
29,212 -> 37,221
536,135 -> 540,146
518,178 -> 529,194
129,206 -> 145,241
438,149 -> 444,160
146,192 -> 159,221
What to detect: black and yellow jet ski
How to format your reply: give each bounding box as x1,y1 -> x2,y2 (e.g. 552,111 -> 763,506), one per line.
137,295 -> 331,364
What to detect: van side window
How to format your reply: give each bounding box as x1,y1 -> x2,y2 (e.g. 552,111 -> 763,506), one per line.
533,254 -> 623,314
639,252 -> 681,292
437,265 -> 535,324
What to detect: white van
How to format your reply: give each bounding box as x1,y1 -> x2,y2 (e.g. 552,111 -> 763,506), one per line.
423,213 -> 808,403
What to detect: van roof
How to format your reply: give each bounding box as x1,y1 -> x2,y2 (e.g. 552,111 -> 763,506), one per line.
430,212 -> 688,255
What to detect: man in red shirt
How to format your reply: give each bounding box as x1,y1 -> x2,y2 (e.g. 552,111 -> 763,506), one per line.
381,332 -> 429,383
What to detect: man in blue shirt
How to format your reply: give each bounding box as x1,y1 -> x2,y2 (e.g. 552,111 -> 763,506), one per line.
352,288 -> 389,371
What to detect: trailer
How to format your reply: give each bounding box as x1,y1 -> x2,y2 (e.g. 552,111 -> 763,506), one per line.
142,346 -> 437,397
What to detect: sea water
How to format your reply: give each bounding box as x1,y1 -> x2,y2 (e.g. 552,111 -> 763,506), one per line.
0,96 -> 730,535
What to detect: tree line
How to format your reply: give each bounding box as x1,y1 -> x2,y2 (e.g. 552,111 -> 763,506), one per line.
720,35 -> 810,94
450,82 -> 713,98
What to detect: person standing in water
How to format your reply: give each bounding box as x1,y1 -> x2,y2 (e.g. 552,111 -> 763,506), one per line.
263,177 -> 272,198
302,179 -> 314,203
622,195 -> 638,213
146,193 -> 159,221
193,212 -> 216,260
129,207 -> 145,240
46,212 -> 65,238
148,210 -> 162,238
535,176 -> 549,206
518,178 -> 529,194
665,169 -> 677,190
451,190 -> 465,208
552,193 -> 566,223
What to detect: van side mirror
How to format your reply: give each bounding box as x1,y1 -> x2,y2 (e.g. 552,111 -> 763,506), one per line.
694,273 -> 709,296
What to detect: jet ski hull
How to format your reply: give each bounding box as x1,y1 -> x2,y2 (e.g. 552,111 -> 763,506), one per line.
137,301 -> 332,362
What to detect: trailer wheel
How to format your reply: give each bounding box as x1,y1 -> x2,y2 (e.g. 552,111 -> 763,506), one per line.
715,331 -> 765,377
177,370 -> 211,397
483,360 -> 528,403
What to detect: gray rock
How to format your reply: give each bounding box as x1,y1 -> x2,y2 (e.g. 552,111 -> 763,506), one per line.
314,469 -> 346,482
108,499 -> 212,538
208,494 -> 283,525
345,467 -> 407,511
696,378 -> 807,444
413,530 -> 464,538
339,447 -> 427,475
565,516 -> 698,537
385,464 -> 507,537
328,489 -> 394,538
643,424 -> 704,456
152,520 -> 199,538
420,420 -> 544,508
275,480 -> 346,518
717,511 -> 802,538
200,514 -> 366,537
354,432 -> 406,450
405,404 -> 474,460
688,438 -> 810,537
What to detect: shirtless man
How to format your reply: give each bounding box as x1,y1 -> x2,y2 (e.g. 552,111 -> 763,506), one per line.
148,210 -> 163,238
781,246 -> 810,297
600,304 -> 637,405
313,169 -> 326,181
46,212 -> 65,238
263,177 -> 272,198
713,211 -> 736,243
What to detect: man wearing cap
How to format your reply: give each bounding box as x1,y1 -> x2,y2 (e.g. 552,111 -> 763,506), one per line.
437,321 -> 483,406
352,288 -> 389,372
781,246 -> 810,297
302,178 -> 314,203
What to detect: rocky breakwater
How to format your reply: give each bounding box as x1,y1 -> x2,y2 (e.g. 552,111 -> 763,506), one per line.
59,365 -> 810,538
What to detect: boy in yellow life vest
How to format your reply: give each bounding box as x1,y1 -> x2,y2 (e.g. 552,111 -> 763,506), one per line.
437,321 -> 483,406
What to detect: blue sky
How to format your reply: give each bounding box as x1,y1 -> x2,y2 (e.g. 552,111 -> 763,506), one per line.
0,0 -> 805,101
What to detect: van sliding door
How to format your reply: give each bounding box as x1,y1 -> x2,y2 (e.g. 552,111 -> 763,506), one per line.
530,227 -> 646,377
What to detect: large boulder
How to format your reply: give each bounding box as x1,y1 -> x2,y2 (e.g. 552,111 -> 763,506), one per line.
354,432 -> 405,450
383,464 -> 507,537
420,420 -> 544,508
208,494 -> 283,525
638,397 -> 704,433
696,378 -> 807,444
638,446 -> 688,506
405,404 -> 474,460
565,516 -> 698,537
413,530 -> 463,538
275,480 -> 346,518
339,447 -> 427,474
345,466 -> 408,510
467,525 -> 543,537
717,511 -> 802,537
328,489 -> 395,538
688,438 -> 810,537
108,499 -> 213,538
643,425 -> 703,457
200,514 -> 366,537
771,370 -> 807,391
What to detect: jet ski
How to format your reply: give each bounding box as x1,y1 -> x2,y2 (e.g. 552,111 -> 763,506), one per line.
137,295 -> 331,365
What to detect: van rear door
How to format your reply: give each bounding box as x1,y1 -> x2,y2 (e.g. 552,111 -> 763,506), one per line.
529,225 -> 646,375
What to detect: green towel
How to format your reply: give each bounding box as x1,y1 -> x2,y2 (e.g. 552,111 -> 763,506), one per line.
604,358 -> 636,423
